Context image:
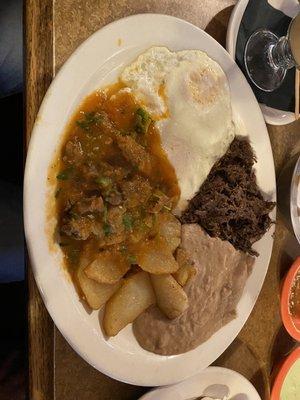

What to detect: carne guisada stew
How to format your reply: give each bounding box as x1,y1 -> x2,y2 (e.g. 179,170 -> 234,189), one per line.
54,84 -> 181,293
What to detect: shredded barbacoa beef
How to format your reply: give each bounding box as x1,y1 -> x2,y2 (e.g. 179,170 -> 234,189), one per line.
181,137 -> 275,256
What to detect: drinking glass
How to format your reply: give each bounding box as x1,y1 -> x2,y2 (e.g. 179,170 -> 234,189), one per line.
244,13 -> 300,92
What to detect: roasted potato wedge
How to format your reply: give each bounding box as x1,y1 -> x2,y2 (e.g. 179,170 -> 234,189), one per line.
76,264 -> 121,310
173,248 -> 197,286
79,241 -> 97,269
156,212 -> 181,252
85,250 -> 130,284
173,265 -> 197,287
134,235 -> 179,274
103,271 -> 155,336
150,273 -> 188,319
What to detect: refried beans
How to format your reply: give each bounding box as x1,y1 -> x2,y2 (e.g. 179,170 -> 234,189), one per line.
133,224 -> 254,355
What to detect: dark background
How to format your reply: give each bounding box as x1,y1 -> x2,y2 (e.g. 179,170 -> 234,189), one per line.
0,93 -> 25,399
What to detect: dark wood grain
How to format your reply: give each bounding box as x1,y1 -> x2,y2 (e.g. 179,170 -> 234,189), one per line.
25,1 -> 54,399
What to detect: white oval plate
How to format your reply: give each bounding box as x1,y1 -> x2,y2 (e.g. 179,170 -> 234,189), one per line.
226,0 -> 300,125
24,14 -> 276,386
139,366 -> 261,400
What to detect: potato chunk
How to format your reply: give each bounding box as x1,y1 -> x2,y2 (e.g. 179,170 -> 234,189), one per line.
150,274 -> 188,319
85,250 -> 130,284
173,248 -> 197,286
134,236 -> 179,274
76,264 -> 121,310
156,212 -> 181,253
103,271 -> 155,336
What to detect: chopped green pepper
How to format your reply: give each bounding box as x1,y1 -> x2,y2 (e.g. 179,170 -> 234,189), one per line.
128,254 -> 137,264
134,107 -> 151,134
102,204 -> 108,222
103,222 -> 112,236
122,213 -> 133,230
95,176 -> 112,188
76,111 -> 102,131
56,167 -> 73,180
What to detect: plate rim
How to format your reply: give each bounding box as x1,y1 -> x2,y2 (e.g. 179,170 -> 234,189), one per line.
24,13 -> 276,386
138,366 -> 262,399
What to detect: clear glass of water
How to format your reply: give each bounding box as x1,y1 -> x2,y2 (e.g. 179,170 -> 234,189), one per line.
244,13 -> 300,92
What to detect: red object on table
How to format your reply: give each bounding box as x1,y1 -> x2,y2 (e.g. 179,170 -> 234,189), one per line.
270,346 -> 300,400
280,256 -> 300,341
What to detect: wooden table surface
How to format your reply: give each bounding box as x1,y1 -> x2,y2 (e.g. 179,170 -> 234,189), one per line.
25,1 -> 300,399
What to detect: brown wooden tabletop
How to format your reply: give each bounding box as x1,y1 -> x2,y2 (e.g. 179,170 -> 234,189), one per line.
26,1 -> 300,399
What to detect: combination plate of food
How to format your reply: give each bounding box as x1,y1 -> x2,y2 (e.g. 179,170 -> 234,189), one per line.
24,14 -> 276,386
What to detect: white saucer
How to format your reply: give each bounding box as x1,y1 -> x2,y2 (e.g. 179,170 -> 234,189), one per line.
139,367 -> 262,400
226,0 -> 300,125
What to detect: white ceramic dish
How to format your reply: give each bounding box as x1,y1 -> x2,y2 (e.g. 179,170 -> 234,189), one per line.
139,366 -> 262,400
226,0 -> 300,125
24,14 -> 276,386
290,155 -> 300,244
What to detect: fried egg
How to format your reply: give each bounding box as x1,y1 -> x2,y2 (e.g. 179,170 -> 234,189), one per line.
121,47 -> 235,213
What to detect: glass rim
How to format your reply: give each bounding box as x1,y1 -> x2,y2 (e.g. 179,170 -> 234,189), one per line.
287,12 -> 300,68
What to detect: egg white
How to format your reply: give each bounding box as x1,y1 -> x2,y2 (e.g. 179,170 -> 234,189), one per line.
121,47 -> 235,213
